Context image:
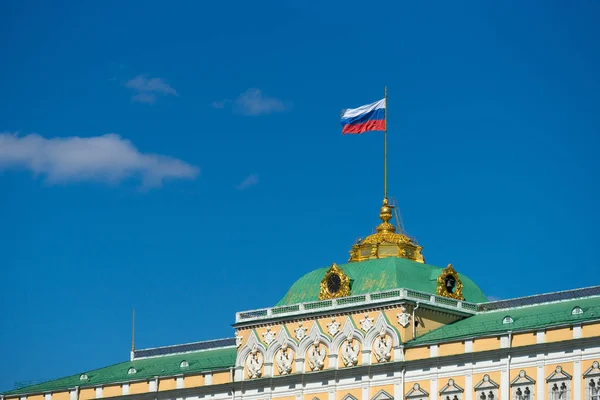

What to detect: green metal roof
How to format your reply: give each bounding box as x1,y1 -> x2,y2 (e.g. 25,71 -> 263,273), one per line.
408,295 -> 600,346
2,347 -> 236,396
276,257 -> 488,305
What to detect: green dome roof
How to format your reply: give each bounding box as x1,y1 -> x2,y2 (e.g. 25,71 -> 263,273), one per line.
276,257 -> 487,306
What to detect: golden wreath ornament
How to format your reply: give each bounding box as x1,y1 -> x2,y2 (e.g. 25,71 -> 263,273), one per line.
436,264 -> 464,300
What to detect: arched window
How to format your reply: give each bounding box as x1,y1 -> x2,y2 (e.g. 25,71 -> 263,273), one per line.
180,360 -> 189,368
572,306 -> 584,315
503,316 -> 514,324
127,367 -> 137,375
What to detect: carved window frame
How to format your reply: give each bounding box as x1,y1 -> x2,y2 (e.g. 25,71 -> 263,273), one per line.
474,374 -> 499,400
546,365 -> 572,400
510,370 -> 536,400
406,382 -> 429,400
584,361 -> 600,400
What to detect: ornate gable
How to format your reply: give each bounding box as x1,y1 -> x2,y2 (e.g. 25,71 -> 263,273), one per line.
511,370 -> 536,386
440,378 -> 464,400
406,383 -> 429,399
546,365 -> 573,382
370,389 -> 393,400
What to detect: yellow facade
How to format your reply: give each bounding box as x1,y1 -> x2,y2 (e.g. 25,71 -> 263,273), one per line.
184,374 -> 204,388
158,378 -> 177,392
211,371 -> 230,385
128,382 -> 147,395
438,341 -> 463,357
546,327 -> 572,343
404,346 -> 429,361
512,332 -> 537,347
28,395 -> 44,400
102,385 -> 121,398
473,337 -> 499,352
78,389 -> 95,400
51,392 -> 69,400
582,321 -> 600,338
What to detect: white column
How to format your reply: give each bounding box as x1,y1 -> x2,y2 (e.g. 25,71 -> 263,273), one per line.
176,376 -> 184,389
121,384 -> 129,395
466,373 -> 473,400
536,330 -> 545,344
573,325 -> 582,339
362,384 -> 369,400
537,364 -> 544,400
94,388 -> 102,399
205,372 -> 213,385
430,344 -> 439,358
574,359 -> 582,400
465,340 -> 473,353
501,369 -> 508,400
430,377 -> 438,400
45,394 -> 51,400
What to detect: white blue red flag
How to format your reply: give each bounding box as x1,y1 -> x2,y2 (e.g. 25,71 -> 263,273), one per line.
340,98 -> 386,134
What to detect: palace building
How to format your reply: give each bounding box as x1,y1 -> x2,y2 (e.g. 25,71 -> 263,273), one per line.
2,198 -> 600,400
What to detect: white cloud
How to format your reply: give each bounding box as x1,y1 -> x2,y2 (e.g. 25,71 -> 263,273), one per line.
236,173 -> 259,190
0,133 -> 199,188
233,89 -> 287,116
125,75 -> 178,104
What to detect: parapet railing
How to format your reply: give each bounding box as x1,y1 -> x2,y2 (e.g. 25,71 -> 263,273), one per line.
235,288 -> 478,323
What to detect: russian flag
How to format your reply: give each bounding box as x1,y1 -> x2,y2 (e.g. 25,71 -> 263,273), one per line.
340,98 -> 386,134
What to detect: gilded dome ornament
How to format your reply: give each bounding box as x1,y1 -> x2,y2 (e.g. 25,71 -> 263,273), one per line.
348,198 -> 425,263
436,264 -> 464,300
319,263 -> 351,300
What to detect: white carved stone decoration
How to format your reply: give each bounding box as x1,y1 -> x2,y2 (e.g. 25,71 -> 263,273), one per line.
397,305 -> 411,328
245,345 -> 264,379
327,318 -> 341,337
474,374 -> 499,400
547,365 -> 572,400
584,361 -> 600,400
373,327 -> 392,362
275,342 -> 293,375
406,383 -> 429,400
294,322 -> 308,341
510,370 -> 536,400
236,334 -> 243,348
359,314 -> 374,332
440,378 -> 464,400
340,333 -> 360,367
307,338 -> 326,371
262,327 -> 276,346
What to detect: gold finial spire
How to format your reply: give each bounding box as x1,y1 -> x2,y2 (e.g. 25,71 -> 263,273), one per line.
348,198 -> 425,263
376,197 -> 395,234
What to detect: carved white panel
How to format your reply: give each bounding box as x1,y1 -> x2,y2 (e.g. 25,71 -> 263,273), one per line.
360,314 -> 374,332
327,318 -> 341,337
294,322 -> 308,341
510,370 -> 536,400
406,383 -> 429,400
397,305 -> 411,328
372,328 -> 392,363
370,389 -> 393,400
547,365 -> 572,400
583,361 -> 600,400
474,374 -> 499,400
440,378 -> 464,400
262,327 -> 277,346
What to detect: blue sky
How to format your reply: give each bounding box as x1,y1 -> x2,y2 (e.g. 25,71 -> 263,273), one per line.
1,0 -> 599,390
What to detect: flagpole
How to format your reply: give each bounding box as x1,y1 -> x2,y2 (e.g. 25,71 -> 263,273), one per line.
384,86 -> 388,200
